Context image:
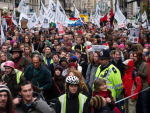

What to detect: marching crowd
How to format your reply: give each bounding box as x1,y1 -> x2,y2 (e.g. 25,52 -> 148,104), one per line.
0,20 -> 150,113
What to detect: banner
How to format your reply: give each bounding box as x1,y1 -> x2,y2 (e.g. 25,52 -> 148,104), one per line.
1,25 -> 6,45
92,45 -> 109,51
18,0 -> 29,14
128,28 -> 140,43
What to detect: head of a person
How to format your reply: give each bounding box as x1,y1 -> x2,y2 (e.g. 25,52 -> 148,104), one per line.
32,55 -> 41,68
99,50 -> 110,66
54,66 -> 63,77
0,85 -> 13,113
94,78 -> 107,92
76,37 -> 82,45
24,36 -> 30,43
40,35 -> 45,42
59,57 -> 68,68
75,50 -> 81,60
66,75 -> 79,94
4,61 -> 14,75
44,46 -> 51,55
60,50 -> 67,58
113,50 -> 121,61
24,46 -> 31,55
1,44 -> 8,53
18,81 -> 34,104
93,52 -> 100,64
52,53 -> 59,63
0,52 -> 7,63
118,44 -> 125,51
11,48 -> 22,59
19,44 -> 25,52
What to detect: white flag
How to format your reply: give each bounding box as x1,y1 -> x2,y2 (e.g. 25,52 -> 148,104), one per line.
42,16 -> 50,28
47,0 -> 56,23
38,1 -> 47,24
1,25 -> 6,45
73,4 -> 80,18
27,13 -> 38,29
141,11 -> 147,22
114,0 -> 126,25
18,0 -> 29,14
55,0 -> 68,25
12,10 -> 18,26
94,3 -> 101,27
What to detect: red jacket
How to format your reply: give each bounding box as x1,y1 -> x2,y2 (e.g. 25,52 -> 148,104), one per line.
123,60 -> 142,99
147,62 -> 150,85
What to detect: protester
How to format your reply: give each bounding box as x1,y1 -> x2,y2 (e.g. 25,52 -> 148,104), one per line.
0,6 -> 150,113
14,81 -> 55,113
95,49 -> 123,100
0,61 -> 24,97
24,55 -> 52,101
0,85 -> 16,113
122,59 -> 142,113
54,75 -> 90,113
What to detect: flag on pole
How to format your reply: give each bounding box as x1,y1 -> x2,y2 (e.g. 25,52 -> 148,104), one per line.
12,10 -> 18,26
73,3 -> 80,18
114,0 -> 126,27
47,0 -> 56,23
141,11 -> 149,28
94,3 -> 101,27
55,0 -> 68,26
18,0 -> 29,14
1,25 -> 6,45
27,13 -> 38,29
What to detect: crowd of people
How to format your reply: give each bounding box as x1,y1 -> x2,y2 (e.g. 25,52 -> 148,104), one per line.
0,18 -> 150,113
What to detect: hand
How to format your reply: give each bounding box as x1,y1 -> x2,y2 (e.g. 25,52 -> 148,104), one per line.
106,97 -> 111,103
13,98 -> 22,105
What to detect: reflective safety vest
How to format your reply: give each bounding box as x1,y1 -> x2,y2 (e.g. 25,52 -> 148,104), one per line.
14,69 -> 24,84
95,64 -> 123,99
43,56 -> 53,65
58,93 -> 87,113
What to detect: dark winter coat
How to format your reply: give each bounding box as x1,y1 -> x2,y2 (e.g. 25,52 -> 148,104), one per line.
24,64 -> 52,90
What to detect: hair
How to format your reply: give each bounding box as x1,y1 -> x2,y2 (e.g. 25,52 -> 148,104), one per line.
68,69 -> 89,93
0,90 -> 14,113
18,81 -> 32,92
94,78 -> 106,92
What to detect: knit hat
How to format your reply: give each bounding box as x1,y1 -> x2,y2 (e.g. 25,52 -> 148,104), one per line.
90,95 -> 104,109
0,85 -> 12,97
70,56 -> 78,62
68,62 -> 78,68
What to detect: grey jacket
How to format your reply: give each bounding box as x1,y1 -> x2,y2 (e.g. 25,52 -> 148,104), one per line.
16,98 -> 55,113
86,63 -> 99,88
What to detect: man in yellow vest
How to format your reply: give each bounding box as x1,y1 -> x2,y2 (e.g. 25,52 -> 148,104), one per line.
95,50 -> 123,100
55,75 -> 90,113
42,46 -> 54,75
0,60 -> 24,97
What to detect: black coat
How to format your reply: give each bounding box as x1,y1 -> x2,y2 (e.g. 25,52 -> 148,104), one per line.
55,92 -> 90,113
